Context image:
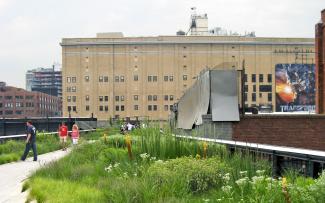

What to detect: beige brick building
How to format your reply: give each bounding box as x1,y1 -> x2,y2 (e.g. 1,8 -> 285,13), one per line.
61,35 -> 314,120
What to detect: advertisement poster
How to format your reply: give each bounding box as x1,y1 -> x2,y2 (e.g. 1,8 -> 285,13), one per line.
275,64 -> 315,112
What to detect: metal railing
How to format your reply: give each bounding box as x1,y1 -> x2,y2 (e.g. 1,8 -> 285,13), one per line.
0,129 -> 97,140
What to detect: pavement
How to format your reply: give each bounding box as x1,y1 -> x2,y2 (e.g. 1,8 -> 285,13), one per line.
0,149 -> 71,203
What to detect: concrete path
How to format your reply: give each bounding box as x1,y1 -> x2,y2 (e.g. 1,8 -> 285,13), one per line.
0,149 -> 70,203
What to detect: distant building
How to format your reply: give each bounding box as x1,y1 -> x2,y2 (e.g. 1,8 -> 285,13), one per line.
26,66 -> 62,98
0,82 -> 62,118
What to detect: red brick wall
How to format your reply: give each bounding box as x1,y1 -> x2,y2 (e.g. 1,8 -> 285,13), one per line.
232,115 -> 325,151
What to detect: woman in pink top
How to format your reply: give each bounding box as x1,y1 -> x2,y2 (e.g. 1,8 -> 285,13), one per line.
71,124 -> 80,145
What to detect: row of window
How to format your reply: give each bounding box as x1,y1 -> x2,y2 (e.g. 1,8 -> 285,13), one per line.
67,77 -> 77,83
67,95 -> 175,102
69,104 -> 174,112
67,74 -> 189,85
244,85 -> 272,92
0,110 -> 23,115
244,74 -> 272,83
0,102 -> 35,108
244,93 -> 272,102
66,86 -> 77,92
0,95 -> 34,100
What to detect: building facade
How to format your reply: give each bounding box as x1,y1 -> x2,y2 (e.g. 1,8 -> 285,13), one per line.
316,9 -> 325,114
61,35 -> 315,120
0,82 -> 62,118
26,67 -> 62,98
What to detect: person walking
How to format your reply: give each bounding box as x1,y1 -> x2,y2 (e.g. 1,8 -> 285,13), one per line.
71,124 -> 80,145
59,122 -> 68,151
21,120 -> 37,161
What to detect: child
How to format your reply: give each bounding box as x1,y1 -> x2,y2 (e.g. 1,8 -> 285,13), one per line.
71,124 -> 80,145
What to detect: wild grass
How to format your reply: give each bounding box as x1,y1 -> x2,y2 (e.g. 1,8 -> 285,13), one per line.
25,126 -> 325,203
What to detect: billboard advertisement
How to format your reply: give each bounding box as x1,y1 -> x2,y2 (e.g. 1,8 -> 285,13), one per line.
275,64 -> 315,112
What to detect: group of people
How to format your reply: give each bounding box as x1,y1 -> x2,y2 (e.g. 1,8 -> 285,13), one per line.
20,121 -> 80,162
120,122 -> 139,134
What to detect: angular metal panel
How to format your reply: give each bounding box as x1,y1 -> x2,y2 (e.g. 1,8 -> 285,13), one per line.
194,71 -> 210,125
210,70 -> 240,121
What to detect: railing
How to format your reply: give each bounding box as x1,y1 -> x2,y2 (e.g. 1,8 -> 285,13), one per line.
0,129 -> 97,140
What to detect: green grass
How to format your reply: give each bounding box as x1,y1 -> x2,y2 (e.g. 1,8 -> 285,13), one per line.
25,126 -> 325,203
0,130 -> 102,165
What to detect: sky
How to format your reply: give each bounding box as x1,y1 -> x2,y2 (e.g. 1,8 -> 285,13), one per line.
0,0 -> 324,89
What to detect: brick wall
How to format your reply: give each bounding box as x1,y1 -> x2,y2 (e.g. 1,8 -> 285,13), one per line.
232,115 -> 325,151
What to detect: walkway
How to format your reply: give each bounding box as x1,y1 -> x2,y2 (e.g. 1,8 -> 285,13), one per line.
0,149 -> 70,203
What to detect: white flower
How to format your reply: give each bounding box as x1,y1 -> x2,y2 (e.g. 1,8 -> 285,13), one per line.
236,177 -> 248,186
252,176 -> 264,184
216,199 -> 222,202
150,156 -> 156,161
155,160 -> 164,164
203,199 -> 210,202
113,163 -> 120,168
105,164 -> 113,172
123,172 -> 128,178
221,185 -> 232,193
256,170 -> 265,176
133,173 -> 137,177
222,173 -> 230,182
140,153 -> 150,160
240,171 -> 248,177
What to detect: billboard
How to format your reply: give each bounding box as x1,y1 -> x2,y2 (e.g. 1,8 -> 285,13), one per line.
275,64 -> 315,112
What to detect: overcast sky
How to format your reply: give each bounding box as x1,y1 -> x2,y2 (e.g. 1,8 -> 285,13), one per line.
0,0 -> 324,88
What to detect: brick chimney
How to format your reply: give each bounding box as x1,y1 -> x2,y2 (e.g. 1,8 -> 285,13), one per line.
316,9 -> 325,113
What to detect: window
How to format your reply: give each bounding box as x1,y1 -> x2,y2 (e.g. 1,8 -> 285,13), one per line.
99,96 -> 103,102
259,74 -> 263,83
169,76 -> 173,81
164,105 -> 168,111
153,95 -> 157,101
253,85 -> 256,92
115,76 -> 119,82
267,74 -> 272,83
259,93 -> 262,98
153,76 -> 157,82
0,103 -> 2,108
148,95 -> 152,101
148,105 -> 152,111
244,85 -> 248,92
86,105 -> 90,111
105,106 -> 108,111
252,93 -> 256,102
72,106 -> 76,112
120,76 -> 125,82
104,76 -> 108,82
99,106 -> 103,111
134,95 -> 138,101
244,74 -> 247,82
67,96 -> 71,102
252,74 -> 256,83
134,105 -> 139,111
115,96 -> 119,101
134,75 -> 138,81
86,95 -> 89,101
268,93 -> 272,102
16,110 -> 22,115
148,76 -> 152,82
170,105 -> 173,111
68,106 -> 71,112
72,77 -> 76,83
67,77 -> 71,83
259,85 -> 272,92
115,106 -> 119,111
5,110 -> 13,115
164,76 -> 168,81
121,96 -> 124,101
98,76 -> 103,82
183,75 -> 187,81
72,96 -> 76,102
5,96 -> 13,100
72,86 -> 76,92
170,95 -> 174,101
85,76 -> 89,82
105,96 -> 108,102
153,105 -> 157,111
121,105 -> 124,111
67,87 -> 71,92
244,93 -> 247,102
164,95 -> 168,101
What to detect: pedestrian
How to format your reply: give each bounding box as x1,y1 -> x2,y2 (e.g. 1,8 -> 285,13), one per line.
71,124 -> 80,145
21,120 -> 37,161
59,122 -> 68,151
